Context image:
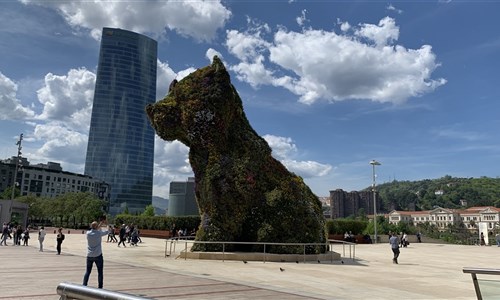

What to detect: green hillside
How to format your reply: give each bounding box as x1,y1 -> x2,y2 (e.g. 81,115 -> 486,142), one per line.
366,175 -> 500,212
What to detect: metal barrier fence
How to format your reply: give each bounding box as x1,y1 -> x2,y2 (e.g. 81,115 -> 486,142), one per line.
165,238 -> 356,261
56,282 -> 149,300
463,267 -> 500,300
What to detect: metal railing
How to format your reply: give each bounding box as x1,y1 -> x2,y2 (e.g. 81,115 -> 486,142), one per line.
463,267 -> 500,299
164,235 -> 195,257
165,238 -> 356,261
56,282 -> 150,300
329,239 -> 356,259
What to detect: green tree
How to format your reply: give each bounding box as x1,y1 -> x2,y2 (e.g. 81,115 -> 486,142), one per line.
1,186 -> 20,200
16,195 -> 44,221
142,204 -> 155,216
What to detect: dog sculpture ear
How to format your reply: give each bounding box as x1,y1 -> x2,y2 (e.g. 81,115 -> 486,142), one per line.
212,55 -> 226,73
168,79 -> 178,92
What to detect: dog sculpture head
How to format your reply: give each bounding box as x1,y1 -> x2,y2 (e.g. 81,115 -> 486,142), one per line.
146,56 -> 247,148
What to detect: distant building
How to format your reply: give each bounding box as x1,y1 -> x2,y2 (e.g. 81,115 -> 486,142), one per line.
0,159 -> 110,201
84,27 -> 157,215
318,196 -> 331,218
0,158 -> 110,225
387,206 -> 500,232
329,189 -> 378,219
168,177 -> 198,216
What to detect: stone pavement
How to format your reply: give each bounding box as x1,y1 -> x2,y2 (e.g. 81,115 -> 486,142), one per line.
0,230 -> 497,299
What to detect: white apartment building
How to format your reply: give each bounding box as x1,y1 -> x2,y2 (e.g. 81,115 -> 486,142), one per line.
387,206 -> 500,231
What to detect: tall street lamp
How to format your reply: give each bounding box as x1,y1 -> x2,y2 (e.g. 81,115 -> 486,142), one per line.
370,160 -> 381,243
9,133 -> 23,221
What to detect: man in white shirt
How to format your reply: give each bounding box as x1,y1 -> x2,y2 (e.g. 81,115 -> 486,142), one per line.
38,226 -> 46,252
82,219 -> 109,289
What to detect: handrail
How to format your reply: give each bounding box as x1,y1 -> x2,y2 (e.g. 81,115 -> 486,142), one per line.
56,282 -> 149,300
164,239 -> 356,261
463,267 -> 500,276
463,267 -> 500,300
328,239 -> 356,260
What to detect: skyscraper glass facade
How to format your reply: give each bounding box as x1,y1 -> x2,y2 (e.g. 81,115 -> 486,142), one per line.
85,28 -> 157,215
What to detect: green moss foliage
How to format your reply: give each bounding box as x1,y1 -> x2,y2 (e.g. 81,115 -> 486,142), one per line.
146,56 -> 326,254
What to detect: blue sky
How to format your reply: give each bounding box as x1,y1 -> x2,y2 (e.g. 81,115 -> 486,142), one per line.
1,0 -> 499,199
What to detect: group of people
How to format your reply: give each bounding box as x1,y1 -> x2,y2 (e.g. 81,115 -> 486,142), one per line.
104,223 -> 142,247
1,219 -> 128,289
171,226 -> 196,238
343,231 -> 356,243
119,223 -> 142,247
0,223 -> 66,255
1,223 -> 30,246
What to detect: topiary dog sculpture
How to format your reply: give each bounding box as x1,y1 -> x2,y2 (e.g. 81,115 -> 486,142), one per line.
146,57 -> 326,253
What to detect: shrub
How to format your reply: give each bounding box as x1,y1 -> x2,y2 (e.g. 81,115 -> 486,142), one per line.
325,219 -> 368,235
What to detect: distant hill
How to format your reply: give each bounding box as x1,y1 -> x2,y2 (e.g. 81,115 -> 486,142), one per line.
152,196 -> 169,210
367,175 -> 500,211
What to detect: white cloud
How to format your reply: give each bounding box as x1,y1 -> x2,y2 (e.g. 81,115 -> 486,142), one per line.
296,9 -> 308,27
156,60 -> 177,100
263,134 -> 297,159
225,17 -> 446,105
355,17 -> 399,47
387,4 -> 403,14
340,22 -> 351,32
206,48 -> 223,62
282,159 -> 332,178
19,0 -> 232,41
36,68 -> 96,130
28,122 -> 89,168
0,71 -> 36,120
175,68 -> 197,82
153,138 -> 193,198
230,55 -> 276,88
226,29 -> 271,62
263,134 -> 332,178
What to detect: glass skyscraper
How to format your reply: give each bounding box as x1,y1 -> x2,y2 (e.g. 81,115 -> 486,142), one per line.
85,28 -> 157,215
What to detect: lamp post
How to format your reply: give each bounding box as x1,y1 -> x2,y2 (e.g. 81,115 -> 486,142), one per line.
9,133 -> 23,221
370,160 -> 381,244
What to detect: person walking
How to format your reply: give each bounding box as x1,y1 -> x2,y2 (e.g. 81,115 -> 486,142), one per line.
16,225 -> 23,245
22,228 -> 30,246
107,225 -> 117,243
118,224 -> 127,247
82,219 -> 109,289
389,231 -> 400,264
1,223 -> 9,246
56,227 -> 65,255
402,232 -> 408,248
38,226 -> 46,252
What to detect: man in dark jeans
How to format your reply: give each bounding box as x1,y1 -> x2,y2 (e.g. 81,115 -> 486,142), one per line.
389,231 -> 400,264
118,224 -> 127,247
83,220 -> 109,288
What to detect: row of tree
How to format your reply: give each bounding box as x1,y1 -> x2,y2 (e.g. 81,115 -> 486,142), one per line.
1,188 -> 107,228
370,175 -> 500,211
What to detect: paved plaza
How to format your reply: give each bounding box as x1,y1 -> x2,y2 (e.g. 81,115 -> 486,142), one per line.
0,230 -> 497,299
